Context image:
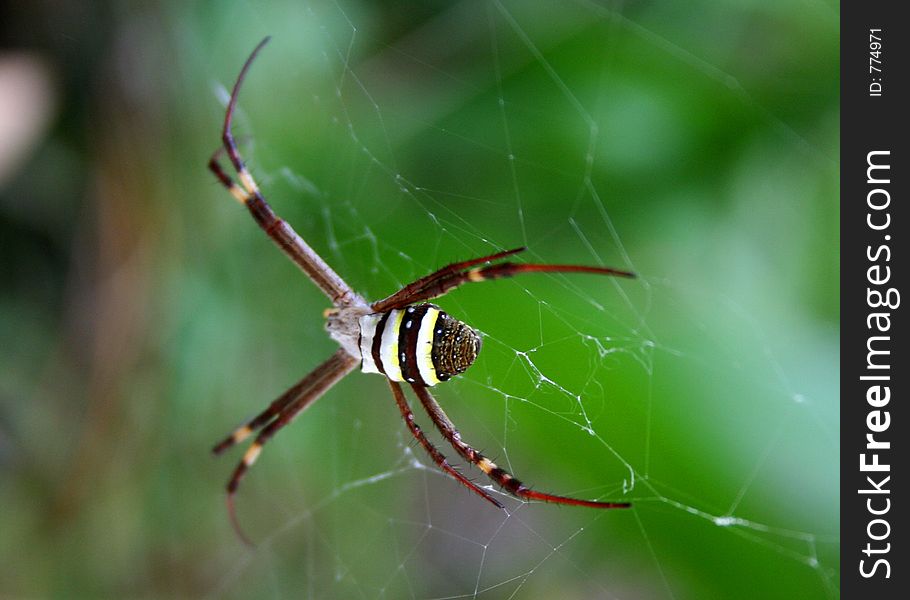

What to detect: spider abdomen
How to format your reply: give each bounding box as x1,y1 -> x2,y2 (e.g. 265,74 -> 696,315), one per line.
359,304 -> 481,387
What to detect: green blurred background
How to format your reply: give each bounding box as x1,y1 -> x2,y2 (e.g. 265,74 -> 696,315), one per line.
1,1 -> 838,598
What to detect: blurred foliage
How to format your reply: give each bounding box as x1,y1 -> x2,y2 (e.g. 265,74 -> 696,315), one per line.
1,0 -> 837,598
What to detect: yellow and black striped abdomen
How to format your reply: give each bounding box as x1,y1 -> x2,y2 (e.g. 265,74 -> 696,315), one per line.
359,304 -> 481,386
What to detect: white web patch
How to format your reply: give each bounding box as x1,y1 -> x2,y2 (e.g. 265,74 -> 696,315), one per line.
207,1 -> 838,598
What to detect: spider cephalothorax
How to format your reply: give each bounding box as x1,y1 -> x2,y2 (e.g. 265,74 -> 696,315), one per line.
209,37 -> 634,545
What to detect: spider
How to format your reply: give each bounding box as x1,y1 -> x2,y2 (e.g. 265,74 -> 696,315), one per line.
209,37 -> 633,544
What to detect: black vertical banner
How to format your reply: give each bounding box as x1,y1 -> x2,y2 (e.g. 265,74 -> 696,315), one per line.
842,1 -> 907,597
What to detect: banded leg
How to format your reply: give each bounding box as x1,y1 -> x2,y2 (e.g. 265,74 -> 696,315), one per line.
373,250 -> 635,312
212,350 -> 348,455
223,349 -> 358,545
411,383 -> 631,510
389,380 -> 503,510
372,247 -> 527,312
210,36 -> 358,307
208,149 -> 251,205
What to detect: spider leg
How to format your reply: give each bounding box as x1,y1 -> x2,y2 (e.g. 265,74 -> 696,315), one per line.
222,349 -> 358,545
209,37 -> 359,307
212,350 -> 350,455
208,151 -> 250,205
388,380 -> 504,510
372,247 -> 527,312
375,252 -> 634,311
411,383 -> 631,510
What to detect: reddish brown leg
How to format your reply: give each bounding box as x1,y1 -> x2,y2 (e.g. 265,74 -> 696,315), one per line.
209,37 -> 358,307
411,383 -> 631,510
372,247 -> 527,312
388,380 -> 504,510
222,349 -> 358,545
374,251 -> 634,312
212,351 -> 350,456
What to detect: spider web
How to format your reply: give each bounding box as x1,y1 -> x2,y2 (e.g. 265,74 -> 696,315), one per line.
203,1 -> 838,598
